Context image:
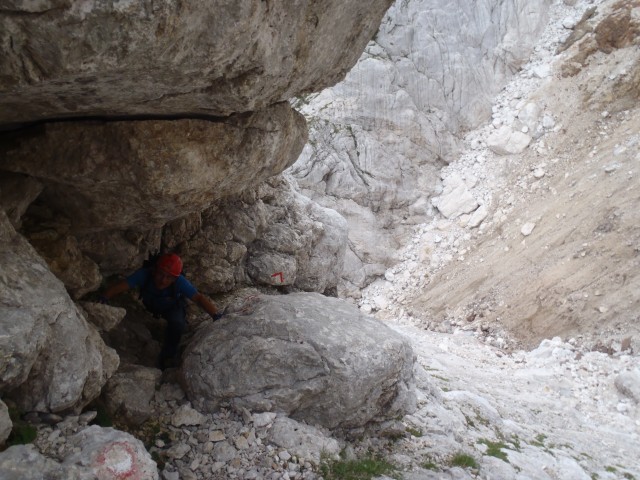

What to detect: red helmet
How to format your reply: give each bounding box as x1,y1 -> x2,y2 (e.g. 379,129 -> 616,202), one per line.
157,253 -> 182,277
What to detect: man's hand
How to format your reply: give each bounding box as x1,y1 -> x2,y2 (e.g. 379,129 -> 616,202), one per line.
193,293 -> 222,320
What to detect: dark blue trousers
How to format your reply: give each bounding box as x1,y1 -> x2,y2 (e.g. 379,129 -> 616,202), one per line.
143,300 -> 187,360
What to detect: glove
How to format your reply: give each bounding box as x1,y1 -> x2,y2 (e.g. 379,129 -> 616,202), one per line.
98,296 -> 109,305
211,312 -> 223,321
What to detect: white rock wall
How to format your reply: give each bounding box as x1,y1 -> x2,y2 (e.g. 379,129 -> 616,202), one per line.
290,0 -> 552,295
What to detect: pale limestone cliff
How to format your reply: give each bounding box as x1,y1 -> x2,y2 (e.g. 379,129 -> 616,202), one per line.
290,0 -> 553,295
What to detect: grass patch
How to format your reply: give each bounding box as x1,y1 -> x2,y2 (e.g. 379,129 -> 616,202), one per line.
6,423 -> 37,447
473,411 -> 490,427
510,435 -> 522,452
320,456 -> 397,480
450,452 -> 478,469
602,467 -> 636,480
531,433 -> 547,447
421,460 -> 439,470
478,439 -> 509,462
406,427 -> 422,437
463,414 -> 476,428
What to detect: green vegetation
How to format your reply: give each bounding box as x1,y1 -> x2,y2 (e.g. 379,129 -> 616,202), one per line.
421,458 -> 438,470
320,455 -> 397,480
5,405 -> 37,447
450,452 -> 478,469
510,435 -> 522,451
291,94 -> 312,109
531,433 -> 547,447
472,410 -> 490,427
478,439 -> 509,462
7,423 -> 37,447
601,466 -> 636,480
405,426 -> 422,437
463,414 -> 476,428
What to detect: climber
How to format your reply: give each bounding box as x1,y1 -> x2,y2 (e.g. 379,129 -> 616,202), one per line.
100,252 -> 222,369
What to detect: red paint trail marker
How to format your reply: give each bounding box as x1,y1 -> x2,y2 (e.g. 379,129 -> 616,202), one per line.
271,272 -> 284,283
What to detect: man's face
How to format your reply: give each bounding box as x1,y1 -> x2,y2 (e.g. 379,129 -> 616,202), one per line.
153,268 -> 177,289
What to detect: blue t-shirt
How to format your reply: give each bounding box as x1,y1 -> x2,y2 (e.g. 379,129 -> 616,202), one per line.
127,268 -> 197,312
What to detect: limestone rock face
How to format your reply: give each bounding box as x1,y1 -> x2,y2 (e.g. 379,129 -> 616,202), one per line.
0,172 -> 42,229
11,173 -> 348,298
0,212 -> 49,392
27,232 -> 102,299
76,228 -> 162,275
181,292 -> 416,430
178,175 -> 347,294
0,0 -> 394,127
290,0 -> 552,293
80,302 -> 127,333
0,103 -> 306,232
0,211 -> 119,413
615,369 -> 640,404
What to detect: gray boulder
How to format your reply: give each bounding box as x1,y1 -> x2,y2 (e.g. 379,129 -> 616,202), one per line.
27,232 -> 102,299
63,426 -> 159,479
182,292 -> 416,430
486,125 -> 532,155
0,104 -> 306,232
0,211 -> 119,413
0,0 -> 394,126
79,302 -> 127,333
0,444 -> 89,480
268,416 -> 341,464
432,172 -> 480,219
102,364 -> 163,426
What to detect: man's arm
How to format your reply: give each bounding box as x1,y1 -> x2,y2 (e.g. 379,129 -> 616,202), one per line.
192,292 -> 220,318
102,280 -> 130,300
